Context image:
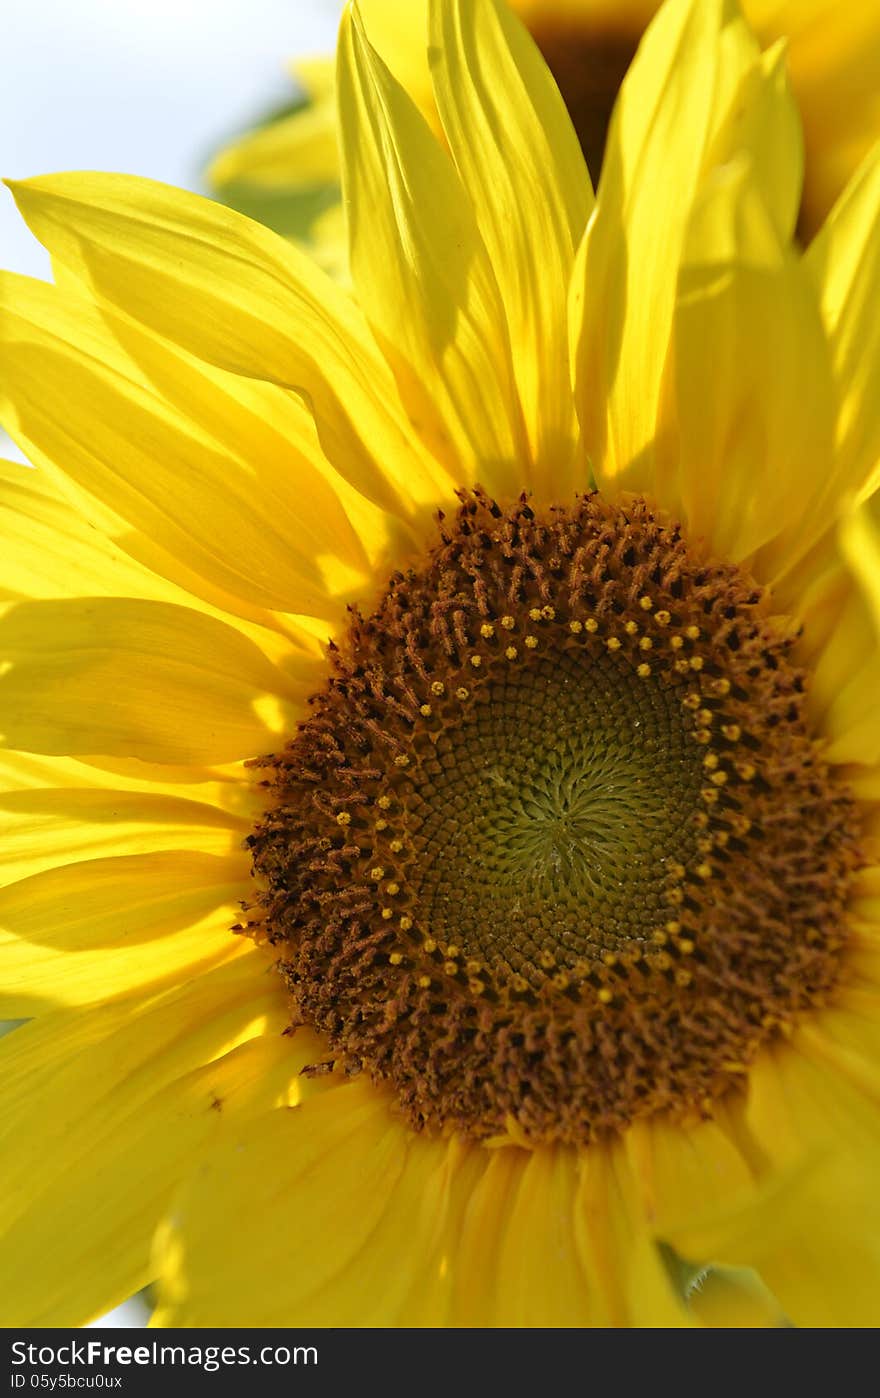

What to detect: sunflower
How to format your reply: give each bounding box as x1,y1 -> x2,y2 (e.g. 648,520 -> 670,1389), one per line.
209,0 -> 880,272
2,0 -> 880,1329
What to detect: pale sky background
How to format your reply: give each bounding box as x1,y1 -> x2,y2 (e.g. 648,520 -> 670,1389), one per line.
2,0 -> 344,1326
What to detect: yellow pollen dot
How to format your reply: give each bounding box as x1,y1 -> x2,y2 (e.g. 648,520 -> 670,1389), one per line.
469,655 -> 482,669
455,687 -> 469,700
678,938 -> 695,954
584,617 -> 599,632
539,950 -> 556,968
732,814 -> 752,836
446,945 -> 460,959
655,610 -> 671,626
652,951 -> 673,972
419,703 -> 433,717
552,972 -> 570,991
569,619 -> 583,634
624,620 -> 639,635
665,920 -> 681,935
510,974 -> 529,993
529,607 -> 542,621
665,888 -> 684,905
430,681 -> 445,697
736,761 -> 756,781
370,866 -> 385,880
697,709 -> 713,727
697,837 -> 713,854
381,907 -> 393,920
602,951 -> 618,966
669,634 -> 684,650
721,723 -> 742,741
375,818 -> 388,831
693,729 -> 712,744
689,656 -> 704,671
541,605 -> 556,620
710,770 -> 728,786
675,969 -> 693,987
712,677 -> 731,696
668,862 -> 686,880
685,625 -> 701,641
480,622 -> 495,639
389,951 -> 404,966
389,839 -> 403,853
377,795 -> 392,810
399,915 -> 413,931
423,937 -> 437,953
466,959 -> 483,975
394,753 -> 410,767
606,636 -> 622,651
469,978 -> 485,995
703,753 -> 719,770
444,960 -> 459,976
637,662 -> 652,678
639,595 -> 653,610
638,636 -> 653,651
524,635 -> 538,649
674,658 -> 691,674
500,615 -> 515,630
693,811 -> 709,829
683,692 -> 702,710
597,988 -> 614,1004
335,812 -> 351,826
701,787 -> 720,804
652,930 -> 668,945
505,646 -> 518,660
386,882 -> 400,896
417,975 -> 432,989
695,862 -> 713,880
715,830 -> 729,847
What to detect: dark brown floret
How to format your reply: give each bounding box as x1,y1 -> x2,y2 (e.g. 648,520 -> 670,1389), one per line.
245,491 -> 860,1145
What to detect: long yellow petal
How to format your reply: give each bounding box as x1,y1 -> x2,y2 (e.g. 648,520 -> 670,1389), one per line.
0,959 -> 311,1326
806,143 -> 880,506
0,787 -> 248,889
6,172 -> 446,518
0,852 -> 248,1015
429,0 -> 593,496
0,596 -> 305,764
0,273 -> 371,619
663,154 -> 833,565
571,0 -> 758,493
337,3 -> 528,495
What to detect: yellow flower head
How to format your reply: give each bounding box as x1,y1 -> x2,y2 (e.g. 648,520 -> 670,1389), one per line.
210,0 -> 880,266
2,0 -> 880,1329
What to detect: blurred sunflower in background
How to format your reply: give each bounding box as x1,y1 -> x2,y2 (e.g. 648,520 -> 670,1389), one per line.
208,0 -> 880,275
2,0 -> 880,1328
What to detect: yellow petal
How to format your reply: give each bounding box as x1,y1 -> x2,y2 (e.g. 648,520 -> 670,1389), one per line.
209,92 -> 339,191
337,4 -> 528,494
0,272 -> 373,619
153,1079 -> 417,1325
806,143 -> 880,506
571,0 -> 759,492
0,787 -> 248,889
0,596 -> 306,764
0,957 -> 311,1326
810,492 -> 880,765
6,172 -> 446,518
0,852 -> 248,1015
428,0 -> 593,495
665,155 -> 833,565
694,1046 -> 880,1327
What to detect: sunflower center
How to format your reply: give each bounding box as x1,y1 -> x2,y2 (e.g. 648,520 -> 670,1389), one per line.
247,491 -> 859,1145
530,22 -> 639,183
413,646 -> 704,988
